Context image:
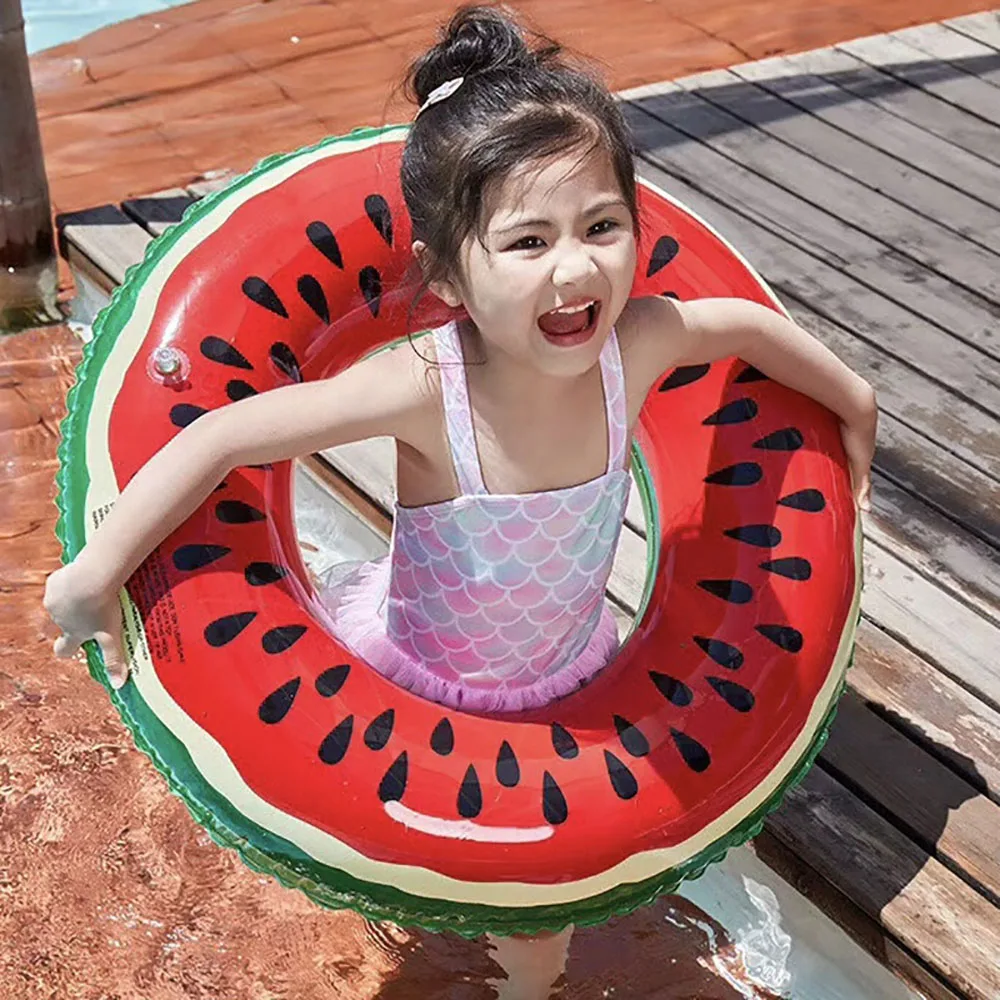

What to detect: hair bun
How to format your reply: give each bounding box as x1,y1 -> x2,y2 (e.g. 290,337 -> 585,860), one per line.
409,5 -> 553,105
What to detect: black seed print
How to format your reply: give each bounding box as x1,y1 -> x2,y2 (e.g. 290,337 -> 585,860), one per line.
649,671 -> 693,706
778,488 -> 826,512
703,398 -> 758,426
671,729 -> 711,772
364,709 -> 395,750
359,266 -> 382,318
724,524 -> 782,548
379,752 -> 408,802
704,463 -> 762,487
364,194 -> 394,247
245,562 -> 287,586
707,677 -> 755,712
201,336 -> 254,370
297,274 -> 330,324
735,365 -> 768,383
204,611 -> 256,647
757,624 -> 804,652
659,364 -> 710,391
754,428 -> 804,451
660,290 -> 680,299
760,557 -> 812,581
457,765 -> 482,819
319,715 -> 353,764
699,579 -> 753,604
647,235 -> 680,276
614,715 -> 650,757
262,624 -> 307,654
315,664 -> 350,698
216,500 -> 266,524
259,677 -> 300,724
604,750 -> 638,800
243,276 -> 288,318
542,772 -> 568,825
170,403 -> 208,428
213,480 -> 228,492
496,741 -> 520,787
306,221 -> 343,269
694,636 -> 744,670
551,722 -> 579,759
226,379 -> 258,402
430,718 -> 454,756
172,544 -> 230,571
269,342 -> 302,383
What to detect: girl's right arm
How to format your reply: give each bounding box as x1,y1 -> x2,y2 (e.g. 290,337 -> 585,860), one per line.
43,344 -> 424,686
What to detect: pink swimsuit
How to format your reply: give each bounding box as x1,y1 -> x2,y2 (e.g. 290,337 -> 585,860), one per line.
319,319 -> 631,713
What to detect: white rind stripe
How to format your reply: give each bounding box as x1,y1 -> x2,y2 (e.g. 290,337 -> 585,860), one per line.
384,801 -> 555,843
83,128 -> 862,908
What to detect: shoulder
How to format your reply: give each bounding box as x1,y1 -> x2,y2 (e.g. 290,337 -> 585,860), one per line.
613,295 -> 697,398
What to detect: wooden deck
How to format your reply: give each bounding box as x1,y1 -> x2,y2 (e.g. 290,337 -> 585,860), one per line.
56,13 -> 1000,999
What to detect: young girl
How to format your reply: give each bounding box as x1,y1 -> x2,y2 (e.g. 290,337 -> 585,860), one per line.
44,5 -> 876,995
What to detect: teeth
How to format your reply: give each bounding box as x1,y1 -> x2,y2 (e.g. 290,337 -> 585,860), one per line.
548,300 -> 595,316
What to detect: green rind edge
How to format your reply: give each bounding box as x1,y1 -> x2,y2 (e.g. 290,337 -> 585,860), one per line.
53,123 -> 862,938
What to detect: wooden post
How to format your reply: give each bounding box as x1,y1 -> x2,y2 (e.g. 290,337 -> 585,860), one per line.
0,0 -> 61,332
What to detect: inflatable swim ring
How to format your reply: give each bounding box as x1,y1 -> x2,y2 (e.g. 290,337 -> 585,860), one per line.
56,125 -> 862,937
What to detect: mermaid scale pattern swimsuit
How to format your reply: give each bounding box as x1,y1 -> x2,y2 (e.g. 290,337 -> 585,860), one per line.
319,320 -> 632,713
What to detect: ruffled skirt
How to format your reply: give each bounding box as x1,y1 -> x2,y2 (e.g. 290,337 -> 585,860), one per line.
314,558 -> 620,714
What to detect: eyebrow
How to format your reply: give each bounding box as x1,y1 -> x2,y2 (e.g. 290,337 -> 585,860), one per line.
492,198 -> 630,236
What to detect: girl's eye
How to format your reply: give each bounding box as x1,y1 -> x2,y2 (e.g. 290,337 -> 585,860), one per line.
507,236 -> 545,251
589,219 -> 619,236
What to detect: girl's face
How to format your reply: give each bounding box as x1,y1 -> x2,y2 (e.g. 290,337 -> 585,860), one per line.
423,146 -> 637,380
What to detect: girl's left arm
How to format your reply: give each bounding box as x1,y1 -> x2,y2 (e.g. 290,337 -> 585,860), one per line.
631,296 -> 878,510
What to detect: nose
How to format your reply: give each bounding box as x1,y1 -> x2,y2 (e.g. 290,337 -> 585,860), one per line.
551,240 -> 597,288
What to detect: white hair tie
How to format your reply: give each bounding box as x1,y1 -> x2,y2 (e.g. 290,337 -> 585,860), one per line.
415,76 -> 465,119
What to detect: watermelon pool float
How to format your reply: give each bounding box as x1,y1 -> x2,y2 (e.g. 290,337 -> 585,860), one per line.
56,125 -> 862,937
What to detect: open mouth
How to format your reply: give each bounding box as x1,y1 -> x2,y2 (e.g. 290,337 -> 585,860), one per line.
537,300 -> 601,347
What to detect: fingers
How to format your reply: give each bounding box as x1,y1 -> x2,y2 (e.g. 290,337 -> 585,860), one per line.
94,631 -> 130,690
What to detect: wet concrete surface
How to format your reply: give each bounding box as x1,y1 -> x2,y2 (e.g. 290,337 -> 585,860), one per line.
28,0 -> 996,213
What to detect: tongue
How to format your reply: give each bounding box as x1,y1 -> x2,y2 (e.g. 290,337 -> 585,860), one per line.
538,307 -> 589,336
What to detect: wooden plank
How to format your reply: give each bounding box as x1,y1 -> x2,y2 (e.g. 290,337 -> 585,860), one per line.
56,204 -> 151,290
849,619 -> 1000,805
945,11 -> 1000,51
873,410 -> 1000,554
821,689 -> 1000,906
769,44 -> 1000,168
677,66 -> 1000,257
628,83 -> 1000,309
622,111 -> 1000,471
121,187 -> 196,237
865,472 -> 1000,628
752,830 -> 966,1000
730,52 -> 1000,210
623,99 -> 1000,375
767,765 -> 1000,1000
838,32 -> 1000,128
859,534 -> 1000,711
887,22 -> 1000,88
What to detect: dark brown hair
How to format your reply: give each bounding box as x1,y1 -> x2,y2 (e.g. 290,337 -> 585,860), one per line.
400,4 -> 639,308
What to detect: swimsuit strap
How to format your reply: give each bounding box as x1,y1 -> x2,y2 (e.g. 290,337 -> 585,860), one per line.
433,321 -> 488,495
433,321 -> 628,495
599,327 -> 629,473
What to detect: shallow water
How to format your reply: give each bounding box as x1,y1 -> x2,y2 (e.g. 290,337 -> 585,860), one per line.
23,0 -> 191,54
